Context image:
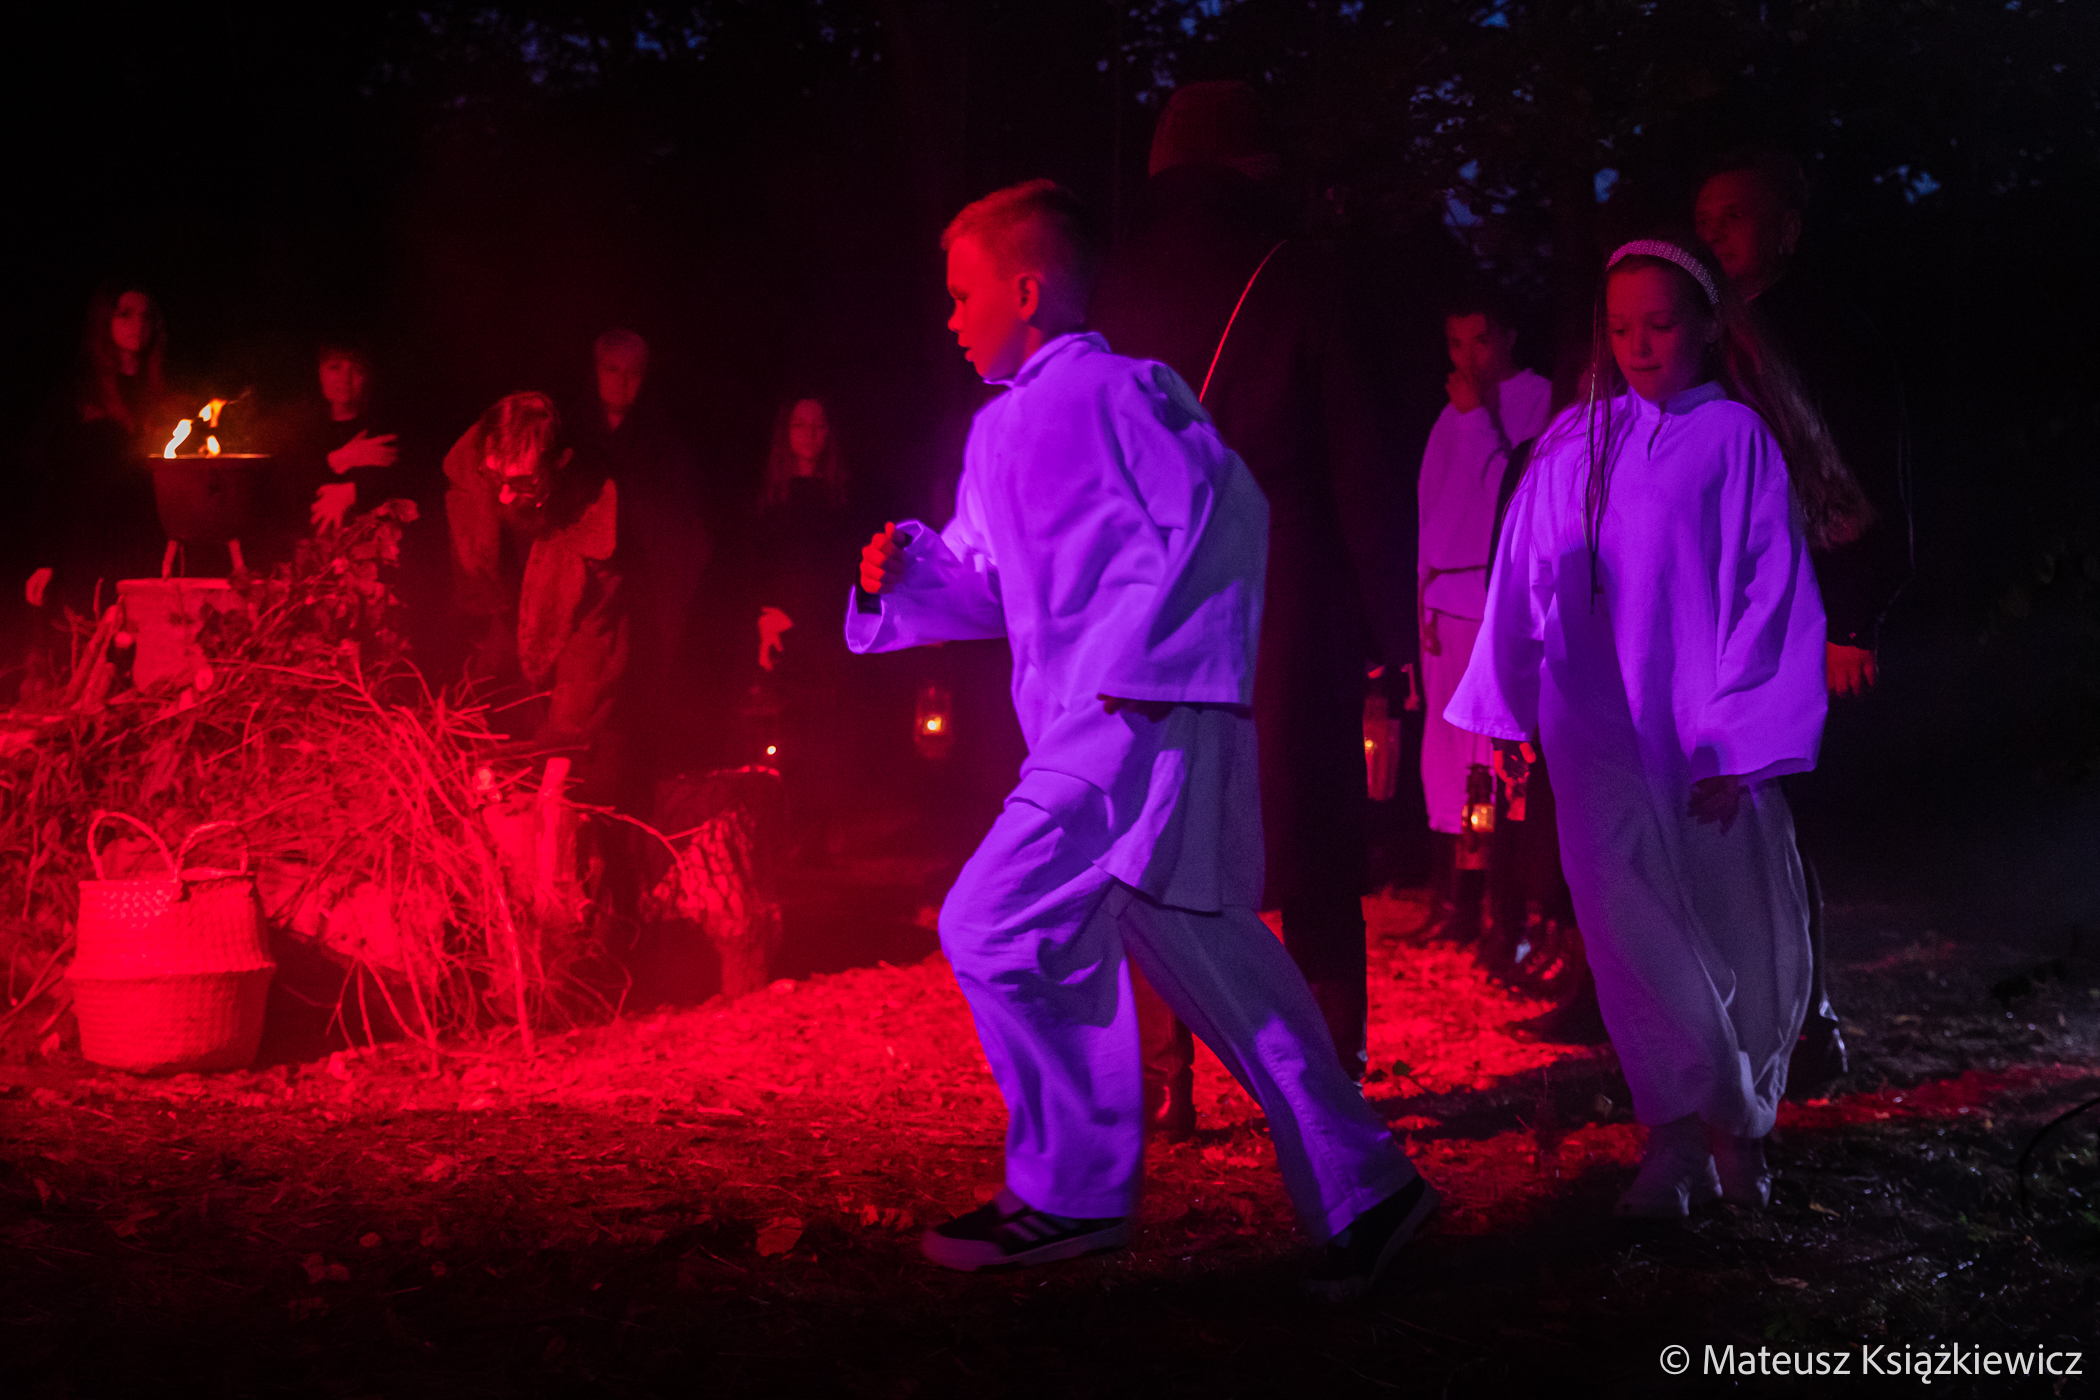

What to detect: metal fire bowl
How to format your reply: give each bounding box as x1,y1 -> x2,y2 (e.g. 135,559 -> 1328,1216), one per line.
145,454 -> 271,545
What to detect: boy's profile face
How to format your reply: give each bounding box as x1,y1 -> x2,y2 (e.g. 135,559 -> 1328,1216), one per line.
1444,314 -> 1516,387
946,233 -> 1036,382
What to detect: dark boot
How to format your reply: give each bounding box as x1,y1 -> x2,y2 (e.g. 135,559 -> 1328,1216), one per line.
1134,968 -> 1197,1140
1307,977 -> 1369,1084
1511,969 -> 1609,1044
1427,866 -> 1487,945
1422,832 -> 1458,935
1281,893 -> 1371,1083
1786,849 -> 1848,1100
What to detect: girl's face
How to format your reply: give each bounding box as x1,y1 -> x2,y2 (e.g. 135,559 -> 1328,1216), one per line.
110,291 -> 155,358
787,399 -> 829,470
319,355 -> 369,417
1605,264 -> 1717,404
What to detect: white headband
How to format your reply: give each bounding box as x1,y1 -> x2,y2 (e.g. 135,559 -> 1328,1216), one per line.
1608,239 -> 1721,308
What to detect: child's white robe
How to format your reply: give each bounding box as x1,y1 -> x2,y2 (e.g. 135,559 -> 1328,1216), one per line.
1446,382 -> 1824,1137
846,333 -> 1414,1232
1417,369 -> 1552,831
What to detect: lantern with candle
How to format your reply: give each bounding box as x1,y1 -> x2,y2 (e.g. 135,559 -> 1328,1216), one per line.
1457,761 -> 1495,871
913,682 -> 955,761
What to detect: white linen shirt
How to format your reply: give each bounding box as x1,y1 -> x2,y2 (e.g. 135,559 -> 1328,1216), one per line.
845,332 -> 1271,910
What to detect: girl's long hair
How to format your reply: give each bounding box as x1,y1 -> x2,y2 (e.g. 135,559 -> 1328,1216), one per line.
1549,234 -> 1872,598
760,395 -> 846,508
76,282 -> 167,435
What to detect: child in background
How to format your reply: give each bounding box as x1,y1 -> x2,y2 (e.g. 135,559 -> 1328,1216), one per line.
850,180 -> 1433,1296
1416,291 -> 1553,941
1447,235 -> 1866,1217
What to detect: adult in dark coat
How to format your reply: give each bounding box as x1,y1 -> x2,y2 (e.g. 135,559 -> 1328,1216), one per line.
1090,82 -> 1417,1108
571,330 -> 712,780
1696,150 -> 1912,1097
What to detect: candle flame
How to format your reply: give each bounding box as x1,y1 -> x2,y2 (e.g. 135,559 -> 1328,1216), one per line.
205,436 -> 221,456
163,419 -> 193,458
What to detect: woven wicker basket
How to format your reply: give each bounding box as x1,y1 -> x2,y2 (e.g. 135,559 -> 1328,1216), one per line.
68,814 -> 274,1074
70,969 -> 274,1074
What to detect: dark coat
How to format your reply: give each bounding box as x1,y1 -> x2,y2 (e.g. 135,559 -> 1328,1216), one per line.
1090,165 -> 1415,907
1753,269 -> 1911,647
572,398 -> 711,687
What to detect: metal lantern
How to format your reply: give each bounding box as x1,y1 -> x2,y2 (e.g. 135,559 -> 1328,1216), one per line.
1363,692 -> 1402,802
913,682 -> 955,760
1457,762 -> 1496,870
740,682 -> 786,768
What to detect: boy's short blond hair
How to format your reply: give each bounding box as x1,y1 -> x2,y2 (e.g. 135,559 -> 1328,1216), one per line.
941,179 -> 1100,313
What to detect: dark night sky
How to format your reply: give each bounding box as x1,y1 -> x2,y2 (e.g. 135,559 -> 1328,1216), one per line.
7,0 -> 2098,598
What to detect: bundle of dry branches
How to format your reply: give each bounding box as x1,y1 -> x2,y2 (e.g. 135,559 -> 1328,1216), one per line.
0,505 -> 602,1051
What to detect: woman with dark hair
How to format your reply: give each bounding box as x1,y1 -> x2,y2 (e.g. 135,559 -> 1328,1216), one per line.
1447,234 -> 1864,1219
748,396 -> 856,861
23,284 -> 181,635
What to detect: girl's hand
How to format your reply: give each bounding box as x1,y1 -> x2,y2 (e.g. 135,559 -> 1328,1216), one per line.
327,430 -> 400,474
310,483 -> 356,531
859,523 -> 909,595
1689,774 -> 1743,831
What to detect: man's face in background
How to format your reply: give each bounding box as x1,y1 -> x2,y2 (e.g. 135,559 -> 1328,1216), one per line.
1695,170 -> 1800,295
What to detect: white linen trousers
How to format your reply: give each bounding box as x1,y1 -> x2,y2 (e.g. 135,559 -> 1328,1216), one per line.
940,780 -> 1419,1243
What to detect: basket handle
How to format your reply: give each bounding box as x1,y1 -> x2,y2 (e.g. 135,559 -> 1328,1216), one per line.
88,810 -> 179,881
175,820 -> 251,876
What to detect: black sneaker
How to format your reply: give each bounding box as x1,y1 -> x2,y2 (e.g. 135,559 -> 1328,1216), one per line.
1303,1175 -> 1439,1302
1785,1017 -> 1848,1102
919,1189 -> 1132,1272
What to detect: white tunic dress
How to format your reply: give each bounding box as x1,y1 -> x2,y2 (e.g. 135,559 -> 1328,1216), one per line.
1446,381 -> 1825,1137
1417,369 -> 1553,831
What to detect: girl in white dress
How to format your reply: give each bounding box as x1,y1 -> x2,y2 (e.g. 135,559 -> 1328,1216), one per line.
1447,235 -> 1870,1216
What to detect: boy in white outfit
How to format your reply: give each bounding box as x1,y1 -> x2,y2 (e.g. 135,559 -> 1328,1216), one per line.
850,180 -> 1433,1296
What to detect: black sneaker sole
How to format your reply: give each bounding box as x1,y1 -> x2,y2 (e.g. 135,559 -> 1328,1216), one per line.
1304,1180 -> 1440,1303
920,1219 -> 1133,1272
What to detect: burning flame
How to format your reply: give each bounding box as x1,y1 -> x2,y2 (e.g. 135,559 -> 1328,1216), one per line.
161,399 -> 231,458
